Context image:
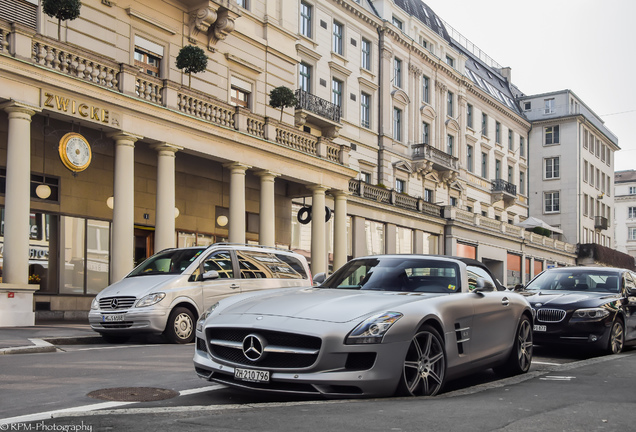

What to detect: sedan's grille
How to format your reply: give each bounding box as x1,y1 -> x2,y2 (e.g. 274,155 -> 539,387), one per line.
206,328 -> 321,369
536,308 -> 566,323
99,297 -> 137,310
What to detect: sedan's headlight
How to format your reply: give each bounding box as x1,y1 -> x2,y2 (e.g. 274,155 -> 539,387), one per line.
90,298 -> 99,310
345,312 -> 403,344
196,302 -> 219,333
135,293 -> 166,308
571,308 -> 610,321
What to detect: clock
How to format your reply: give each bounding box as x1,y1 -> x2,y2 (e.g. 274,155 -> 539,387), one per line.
59,132 -> 92,172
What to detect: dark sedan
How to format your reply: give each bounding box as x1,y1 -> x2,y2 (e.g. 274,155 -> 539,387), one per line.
520,267 -> 636,353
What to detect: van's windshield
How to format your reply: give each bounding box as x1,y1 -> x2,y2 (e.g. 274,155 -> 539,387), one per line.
128,248 -> 206,277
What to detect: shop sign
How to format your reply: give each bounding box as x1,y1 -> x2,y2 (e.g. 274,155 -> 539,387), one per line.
42,91 -> 120,127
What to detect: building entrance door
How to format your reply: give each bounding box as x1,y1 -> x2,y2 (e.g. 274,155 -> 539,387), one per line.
134,227 -> 155,267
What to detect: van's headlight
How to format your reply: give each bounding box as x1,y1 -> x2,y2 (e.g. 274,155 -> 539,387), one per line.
135,293 -> 166,308
197,302 -> 219,332
345,312 -> 402,344
91,298 -> 99,310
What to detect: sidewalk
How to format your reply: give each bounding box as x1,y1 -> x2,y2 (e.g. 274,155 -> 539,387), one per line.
0,321 -> 102,354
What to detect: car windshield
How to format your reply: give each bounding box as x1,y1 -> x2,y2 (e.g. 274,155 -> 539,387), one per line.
320,257 -> 460,293
525,269 -> 621,293
128,248 -> 206,277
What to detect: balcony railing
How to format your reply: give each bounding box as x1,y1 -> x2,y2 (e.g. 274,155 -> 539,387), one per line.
295,89 -> 341,123
491,179 -> 517,196
594,216 -> 608,230
348,180 -> 442,218
412,143 -> 458,171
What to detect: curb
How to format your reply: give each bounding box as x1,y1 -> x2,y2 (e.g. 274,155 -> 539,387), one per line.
0,336 -> 103,355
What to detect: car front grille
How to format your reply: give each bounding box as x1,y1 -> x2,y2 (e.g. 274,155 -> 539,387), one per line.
99,296 -> 137,310
206,328 -> 322,369
99,321 -> 134,329
536,308 -> 566,323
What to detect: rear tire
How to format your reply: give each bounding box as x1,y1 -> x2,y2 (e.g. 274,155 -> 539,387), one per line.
494,315 -> 533,376
607,320 -> 624,354
396,325 -> 446,397
164,307 -> 196,344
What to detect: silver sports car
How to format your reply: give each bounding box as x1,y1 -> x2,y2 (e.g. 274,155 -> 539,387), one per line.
193,255 -> 534,397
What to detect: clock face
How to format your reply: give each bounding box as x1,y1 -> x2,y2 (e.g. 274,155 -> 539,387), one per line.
59,133 -> 92,172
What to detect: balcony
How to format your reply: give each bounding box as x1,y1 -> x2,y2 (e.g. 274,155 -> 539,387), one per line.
594,216 -> 608,231
348,180 -> 442,218
294,89 -> 341,138
412,143 -> 459,173
491,179 -> 517,208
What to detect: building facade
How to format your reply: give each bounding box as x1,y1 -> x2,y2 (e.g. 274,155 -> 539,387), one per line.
614,170 -> 636,259
520,90 -> 619,247
0,0 -> 576,325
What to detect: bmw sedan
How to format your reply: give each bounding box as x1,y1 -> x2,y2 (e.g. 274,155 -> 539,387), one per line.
520,266 -> 636,353
193,255 -> 533,398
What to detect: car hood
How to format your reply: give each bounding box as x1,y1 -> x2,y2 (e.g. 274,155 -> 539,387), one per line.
220,288 -> 441,323
96,275 -> 179,299
521,290 -> 619,307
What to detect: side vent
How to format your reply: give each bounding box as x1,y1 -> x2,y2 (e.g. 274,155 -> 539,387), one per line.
454,322 -> 470,355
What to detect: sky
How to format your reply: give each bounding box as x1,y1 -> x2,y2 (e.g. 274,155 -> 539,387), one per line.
426,0 -> 636,172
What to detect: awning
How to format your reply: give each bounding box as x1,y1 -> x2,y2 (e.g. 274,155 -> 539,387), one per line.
515,216 -> 563,234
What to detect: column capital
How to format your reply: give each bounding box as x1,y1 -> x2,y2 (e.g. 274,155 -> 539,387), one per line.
308,184 -> 329,193
223,162 -> 251,173
331,190 -> 350,198
254,169 -> 280,180
1,100 -> 41,118
108,131 -> 143,145
150,142 -> 183,154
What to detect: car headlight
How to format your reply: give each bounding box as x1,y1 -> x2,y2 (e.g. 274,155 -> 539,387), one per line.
196,302 -> 219,333
90,298 -> 99,310
345,312 -> 403,344
571,308 -> 610,321
135,293 -> 166,308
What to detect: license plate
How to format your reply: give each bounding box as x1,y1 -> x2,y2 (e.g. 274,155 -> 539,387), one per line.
533,325 -> 547,332
102,314 -> 126,322
234,368 -> 270,383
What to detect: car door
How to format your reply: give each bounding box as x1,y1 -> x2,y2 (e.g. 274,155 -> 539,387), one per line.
624,272 -> 636,342
199,249 -> 240,310
236,249 -> 309,294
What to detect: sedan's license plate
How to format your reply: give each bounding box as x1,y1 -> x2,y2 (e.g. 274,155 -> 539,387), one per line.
234,368 -> 270,383
102,314 -> 125,322
533,325 -> 547,332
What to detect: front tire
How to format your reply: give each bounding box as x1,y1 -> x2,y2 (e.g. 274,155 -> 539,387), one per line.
164,307 -> 195,344
494,315 -> 533,376
397,325 -> 446,397
607,320 -> 624,354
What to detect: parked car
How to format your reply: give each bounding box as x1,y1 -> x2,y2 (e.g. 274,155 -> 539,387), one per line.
89,244 -> 312,344
194,255 -> 533,398
519,266 -> 636,353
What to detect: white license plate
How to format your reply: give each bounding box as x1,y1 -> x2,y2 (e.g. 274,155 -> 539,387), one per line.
234,368 -> 270,383
102,314 -> 126,322
533,325 -> 547,332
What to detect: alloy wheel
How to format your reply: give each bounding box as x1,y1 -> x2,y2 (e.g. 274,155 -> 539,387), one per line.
402,329 -> 446,396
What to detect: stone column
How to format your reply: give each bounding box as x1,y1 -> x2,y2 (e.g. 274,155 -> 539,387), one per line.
225,162 -> 251,244
152,143 -> 182,252
2,103 -> 39,284
255,170 -> 279,247
309,185 -> 328,275
332,191 -> 348,271
109,132 -> 140,281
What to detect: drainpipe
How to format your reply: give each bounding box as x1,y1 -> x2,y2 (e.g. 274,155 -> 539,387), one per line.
376,26 -> 383,184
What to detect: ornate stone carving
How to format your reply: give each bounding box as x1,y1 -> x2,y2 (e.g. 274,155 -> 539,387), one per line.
188,2 -> 240,51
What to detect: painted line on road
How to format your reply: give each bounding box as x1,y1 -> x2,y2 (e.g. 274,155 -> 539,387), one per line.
72,344 -> 163,351
179,384 -> 225,396
532,361 -> 562,366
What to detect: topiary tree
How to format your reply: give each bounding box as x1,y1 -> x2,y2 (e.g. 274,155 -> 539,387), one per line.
42,0 -> 82,41
269,86 -> 297,121
176,45 -> 208,88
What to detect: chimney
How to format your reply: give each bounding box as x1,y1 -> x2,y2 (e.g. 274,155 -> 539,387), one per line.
500,67 -> 512,82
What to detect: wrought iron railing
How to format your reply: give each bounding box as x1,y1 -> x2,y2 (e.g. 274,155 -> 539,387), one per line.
491,178 -> 517,196
295,89 -> 341,123
594,216 -> 608,230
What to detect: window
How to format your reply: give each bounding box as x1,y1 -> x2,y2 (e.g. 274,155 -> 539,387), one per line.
450,197 -> 457,206
422,75 -> 430,103
629,227 -> 636,241
495,159 -> 501,179
545,157 -> 560,179
583,193 -> 589,216
467,104 -> 473,129
508,166 -> 513,184
300,2 -> 312,38
520,137 -> 525,157
447,91 -> 454,117
396,179 -> 406,193
361,38 -> 371,70
134,48 -> 161,77
361,172 -> 371,183
481,152 -> 488,178
331,78 -> 343,108
299,62 -> 311,92
544,98 -> 555,114
333,21 -> 343,55
230,86 -> 250,108
424,189 -> 433,202
584,160 -> 589,183
482,113 -> 488,136
584,130 -> 589,149
508,130 -> 513,150
446,135 -> 454,156
445,55 -> 455,68
393,57 -> 402,88
545,125 -> 560,145
495,121 -> 501,144
519,171 -> 525,195
629,207 -> 636,219
523,101 -> 531,111
360,92 -> 370,128
393,108 -> 402,142
392,16 -> 403,30
467,145 -> 474,172
630,186 -> 636,195
422,121 -> 430,144
544,191 -> 560,213
237,0 -> 248,9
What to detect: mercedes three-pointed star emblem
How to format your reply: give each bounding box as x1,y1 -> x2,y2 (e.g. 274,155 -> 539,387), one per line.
242,334 -> 266,361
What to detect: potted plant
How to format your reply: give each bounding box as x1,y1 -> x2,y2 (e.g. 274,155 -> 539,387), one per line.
42,0 -> 81,41
269,86 -> 298,121
176,45 -> 208,88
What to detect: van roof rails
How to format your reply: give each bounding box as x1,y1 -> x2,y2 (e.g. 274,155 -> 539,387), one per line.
210,242 -> 292,252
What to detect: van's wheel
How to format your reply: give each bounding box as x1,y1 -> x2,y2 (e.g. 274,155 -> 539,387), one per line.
494,315 -> 533,376
607,319 -> 624,354
164,307 -> 195,344
396,325 -> 446,396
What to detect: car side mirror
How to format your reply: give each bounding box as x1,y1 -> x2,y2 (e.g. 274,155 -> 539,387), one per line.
313,272 -> 326,285
472,277 -> 495,293
202,270 -> 220,281
514,284 -> 525,292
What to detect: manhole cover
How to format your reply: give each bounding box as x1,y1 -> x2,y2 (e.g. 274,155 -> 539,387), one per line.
87,387 -> 179,402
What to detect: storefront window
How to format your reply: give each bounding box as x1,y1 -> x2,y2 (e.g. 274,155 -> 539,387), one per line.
456,243 -> 476,259
422,232 -> 438,254
86,219 -> 110,295
525,257 -> 531,284
365,220 -> 385,255
60,216 -> 85,294
507,253 -> 522,288
396,226 -> 412,253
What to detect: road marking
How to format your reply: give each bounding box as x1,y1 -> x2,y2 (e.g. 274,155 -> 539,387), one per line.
532,361 -> 561,366
72,344 -> 163,351
540,376 -> 576,381
179,385 -> 225,396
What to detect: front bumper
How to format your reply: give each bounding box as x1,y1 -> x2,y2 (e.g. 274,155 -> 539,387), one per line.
533,320 -> 612,349
88,307 -> 169,335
